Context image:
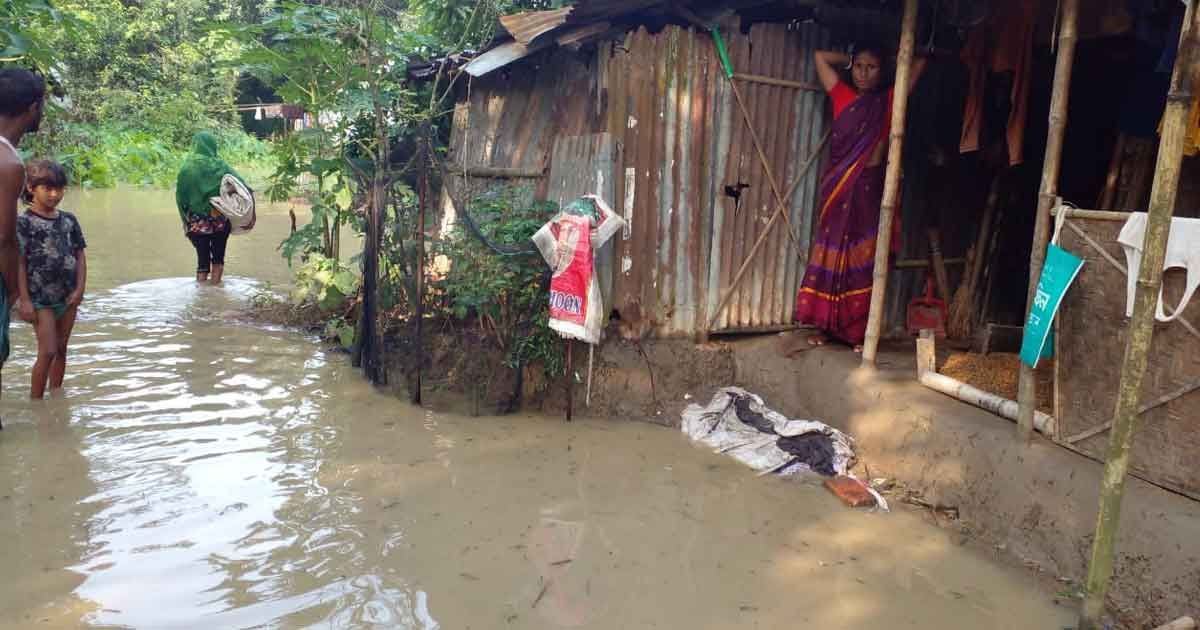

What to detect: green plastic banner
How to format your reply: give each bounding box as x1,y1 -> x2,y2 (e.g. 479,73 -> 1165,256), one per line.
1020,243 -> 1084,368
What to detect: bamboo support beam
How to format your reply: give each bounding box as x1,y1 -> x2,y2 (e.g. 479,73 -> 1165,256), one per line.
1050,207 -> 1132,222
734,73 -> 821,92
462,165 -> 544,178
1017,0 -> 1079,441
861,0 -> 918,364
1064,377 -> 1200,444
920,371 -> 1057,436
895,257 -> 967,269
1079,4 -> 1199,628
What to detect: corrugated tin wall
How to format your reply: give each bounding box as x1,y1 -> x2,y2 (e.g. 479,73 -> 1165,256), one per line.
446,20 -> 831,338
603,25 -> 722,337
708,22 -> 828,333
602,21 -> 829,336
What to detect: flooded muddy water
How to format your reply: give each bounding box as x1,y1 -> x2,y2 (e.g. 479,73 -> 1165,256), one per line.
0,188 -> 1074,628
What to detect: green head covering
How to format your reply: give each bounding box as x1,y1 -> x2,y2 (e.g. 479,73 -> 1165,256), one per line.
175,131 -> 247,224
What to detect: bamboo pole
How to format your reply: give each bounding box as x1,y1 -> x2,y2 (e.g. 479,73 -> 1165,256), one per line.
920,371 -> 1056,435
733,73 -> 822,92
861,0 -> 918,364
1079,5 -> 1199,628
1016,0 -> 1079,440
413,143 -> 429,404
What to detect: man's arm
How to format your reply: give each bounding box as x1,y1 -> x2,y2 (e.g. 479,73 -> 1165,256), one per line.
0,162 -> 23,300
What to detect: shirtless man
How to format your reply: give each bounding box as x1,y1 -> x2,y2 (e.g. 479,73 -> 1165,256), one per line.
0,69 -> 48,418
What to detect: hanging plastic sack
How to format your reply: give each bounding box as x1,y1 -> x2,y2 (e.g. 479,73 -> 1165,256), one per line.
1020,205 -> 1083,368
531,195 -> 625,344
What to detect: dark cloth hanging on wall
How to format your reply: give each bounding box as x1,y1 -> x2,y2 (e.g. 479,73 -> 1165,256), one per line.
959,0 -> 1037,167
902,57 -> 968,231
1119,0 -> 1183,137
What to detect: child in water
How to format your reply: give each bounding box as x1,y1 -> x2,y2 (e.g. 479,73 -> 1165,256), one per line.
17,160 -> 87,399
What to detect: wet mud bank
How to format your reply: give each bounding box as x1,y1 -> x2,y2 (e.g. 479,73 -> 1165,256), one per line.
496,330 -> 1197,629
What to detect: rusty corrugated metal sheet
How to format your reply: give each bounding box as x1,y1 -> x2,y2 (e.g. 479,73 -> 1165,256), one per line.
708,21 -> 828,332
445,21 -> 830,338
448,52 -> 601,204
500,7 -> 574,45
607,26 -> 715,336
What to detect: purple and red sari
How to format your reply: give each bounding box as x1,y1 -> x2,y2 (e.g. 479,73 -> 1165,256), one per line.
794,84 -> 898,346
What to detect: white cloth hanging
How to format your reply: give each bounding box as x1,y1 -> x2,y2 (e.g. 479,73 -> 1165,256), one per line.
1117,212 -> 1200,322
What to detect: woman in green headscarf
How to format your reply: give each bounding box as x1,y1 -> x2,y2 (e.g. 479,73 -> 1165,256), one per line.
175,131 -> 245,283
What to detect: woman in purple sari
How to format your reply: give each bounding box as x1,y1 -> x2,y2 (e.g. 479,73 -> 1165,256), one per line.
795,45 -> 924,352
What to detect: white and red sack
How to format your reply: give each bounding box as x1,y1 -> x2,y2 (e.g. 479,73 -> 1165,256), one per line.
531,195 -> 624,344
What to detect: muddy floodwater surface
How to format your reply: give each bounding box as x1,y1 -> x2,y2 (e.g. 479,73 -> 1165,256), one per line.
0,188 -> 1073,628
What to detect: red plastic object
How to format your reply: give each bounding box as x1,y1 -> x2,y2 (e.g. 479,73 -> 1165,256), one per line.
824,475 -> 877,508
906,277 -> 947,337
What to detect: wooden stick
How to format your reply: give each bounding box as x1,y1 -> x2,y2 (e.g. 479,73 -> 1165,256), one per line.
565,340 -> 573,422
463,165 -> 544,178
705,130 -> 830,330
585,344 -> 594,407
1017,0 -> 1079,441
1097,132 -> 1126,209
1064,377 -> 1200,444
949,173 -> 1002,338
927,229 -> 951,305
727,76 -> 806,252
895,257 -> 967,269
734,73 -> 821,92
861,0 -> 918,364
1080,3 -> 1199,628
1052,207 -> 1132,222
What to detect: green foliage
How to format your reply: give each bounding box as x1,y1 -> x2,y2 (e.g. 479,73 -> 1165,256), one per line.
33,122 -> 270,188
435,186 -> 563,376
1,0 -> 78,75
292,252 -> 361,312
219,1 -> 436,265
325,317 -> 357,348
5,0 -> 274,189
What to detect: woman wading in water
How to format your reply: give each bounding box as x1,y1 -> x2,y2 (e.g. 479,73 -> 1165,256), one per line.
795,44 -> 924,353
175,132 -> 248,284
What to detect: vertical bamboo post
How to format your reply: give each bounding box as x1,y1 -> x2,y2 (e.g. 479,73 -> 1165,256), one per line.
861,0 -> 918,364
1079,5 -> 1198,628
1017,0 -> 1079,440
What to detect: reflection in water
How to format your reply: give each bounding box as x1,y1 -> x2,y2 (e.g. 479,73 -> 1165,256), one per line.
0,189 -> 1073,629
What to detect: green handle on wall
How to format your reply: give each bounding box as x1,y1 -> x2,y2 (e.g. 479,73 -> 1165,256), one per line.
710,27 -> 734,79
